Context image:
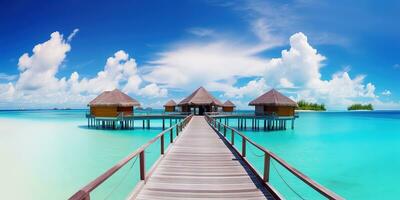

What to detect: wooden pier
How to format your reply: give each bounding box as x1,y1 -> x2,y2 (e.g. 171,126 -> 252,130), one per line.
209,113 -> 299,131
86,113 -> 188,130
131,116 -> 275,199
70,115 -> 342,200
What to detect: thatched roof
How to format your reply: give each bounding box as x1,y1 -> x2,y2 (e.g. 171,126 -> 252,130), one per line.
223,100 -> 236,108
178,87 -> 223,106
164,99 -> 177,107
88,89 -> 140,107
249,89 -> 297,107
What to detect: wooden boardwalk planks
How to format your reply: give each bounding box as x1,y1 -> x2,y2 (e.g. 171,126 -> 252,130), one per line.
132,116 -> 275,200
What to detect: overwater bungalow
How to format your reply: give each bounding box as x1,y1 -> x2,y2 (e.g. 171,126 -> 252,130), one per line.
88,89 -> 140,117
249,89 -> 298,116
87,89 -> 186,130
222,100 -> 235,112
178,87 -> 222,115
163,99 -> 177,112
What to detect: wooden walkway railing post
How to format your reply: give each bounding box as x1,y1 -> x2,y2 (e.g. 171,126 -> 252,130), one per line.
223,126 -> 226,137
139,151 -> 145,180
170,129 -> 173,143
231,129 -> 235,145
263,153 -> 270,182
160,135 -> 165,155
242,136 -> 246,157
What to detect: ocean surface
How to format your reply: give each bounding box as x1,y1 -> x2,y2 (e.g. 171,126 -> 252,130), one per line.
0,110 -> 399,199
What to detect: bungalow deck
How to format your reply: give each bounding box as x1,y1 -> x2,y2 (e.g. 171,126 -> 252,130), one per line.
86,113 -> 189,130
208,113 -> 299,131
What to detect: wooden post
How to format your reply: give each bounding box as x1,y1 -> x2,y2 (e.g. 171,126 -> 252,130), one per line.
223,126 -> 227,137
140,151 -> 145,180
263,153 -> 270,182
162,119 -> 165,130
242,136 -> 246,157
264,119 -> 266,131
176,126 -> 179,136
170,129 -> 173,143
161,135 -> 164,155
142,120 -> 145,129
231,129 -> 235,145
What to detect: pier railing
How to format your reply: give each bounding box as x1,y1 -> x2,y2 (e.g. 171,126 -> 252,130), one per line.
205,114 -> 343,200
69,114 -> 193,200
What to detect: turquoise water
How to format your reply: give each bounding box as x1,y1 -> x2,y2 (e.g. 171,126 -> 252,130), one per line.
223,111 -> 400,199
0,110 -> 399,199
0,110 -> 176,199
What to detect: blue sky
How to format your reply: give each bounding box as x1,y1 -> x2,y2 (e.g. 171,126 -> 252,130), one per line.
0,0 -> 399,109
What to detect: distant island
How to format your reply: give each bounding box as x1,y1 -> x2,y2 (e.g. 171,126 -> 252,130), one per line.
296,100 -> 326,111
347,103 -> 374,111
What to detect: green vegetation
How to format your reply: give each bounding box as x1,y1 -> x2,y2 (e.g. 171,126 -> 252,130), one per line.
297,100 -> 326,111
347,103 -> 374,111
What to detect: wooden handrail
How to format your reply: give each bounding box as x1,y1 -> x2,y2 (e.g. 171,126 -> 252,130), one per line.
69,114 -> 193,200
205,114 -> 343,200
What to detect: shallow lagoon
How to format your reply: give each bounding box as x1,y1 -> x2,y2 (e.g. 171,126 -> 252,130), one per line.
0,110 -> 399,199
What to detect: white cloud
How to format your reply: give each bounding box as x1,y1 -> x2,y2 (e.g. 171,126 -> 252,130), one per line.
67,50 -> 168,98
207,78 -> 267,99
371,99 -> 400,110
259,33 -> 377,109
187,28 -> 215,37
69,50 -> 140,94
144,41 -> 268,90
67,28 -> 79,42
143,31 -> 382,109
251,18 -> 285,48
0,83 -> 15,101
0,30 -> 397,110
138,83 -> 167,98
263,32 -> 326,88
16,32 -> 70,92
382,90 -> 391,96
0,73 -> 17,81
0,31 -> 167,108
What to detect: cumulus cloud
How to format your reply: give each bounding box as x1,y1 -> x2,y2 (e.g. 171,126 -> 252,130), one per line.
382,90 -> 391,96
0,31 -> 167,108
0,83 -> 15,101
0,30 -> 395,109
138,83 -> 168,98
16,32 -> 70,92
0,73 -> 17,81
69,50 -> 141,94
143,32 -> 381,109
144,41 -> 267,90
